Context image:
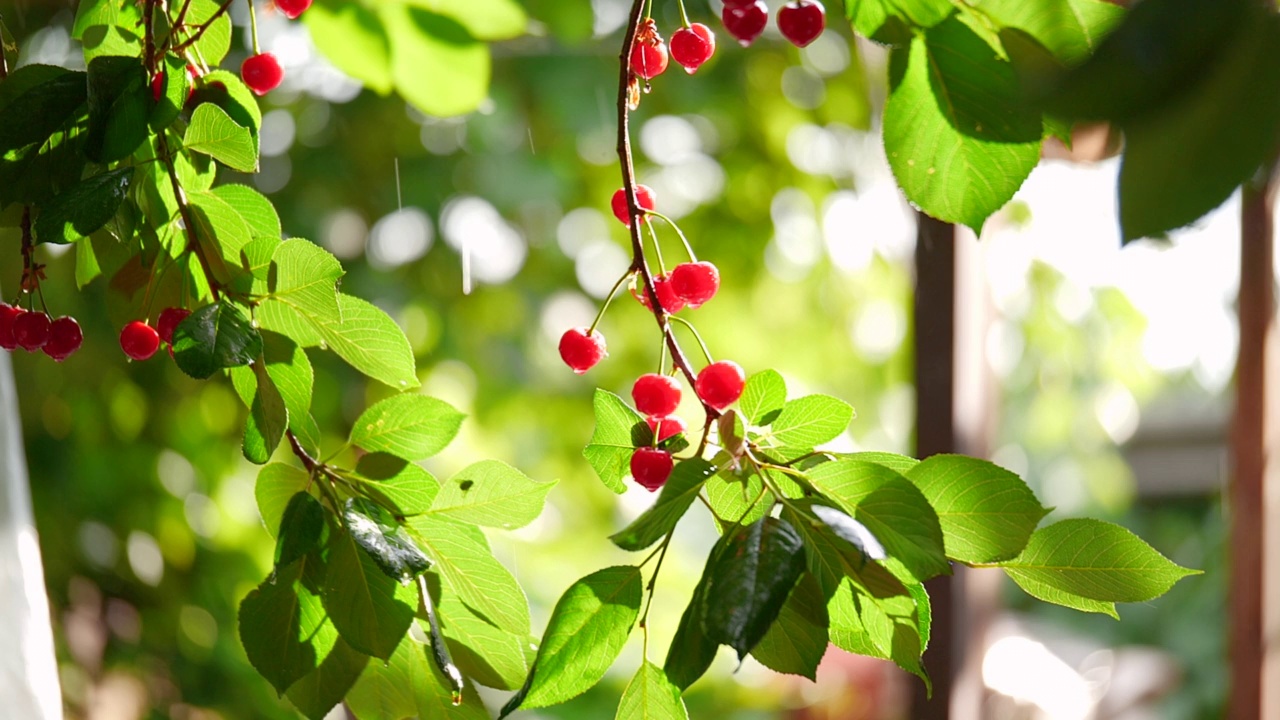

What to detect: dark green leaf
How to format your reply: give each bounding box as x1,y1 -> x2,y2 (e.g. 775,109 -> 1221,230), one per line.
350,393 -> 465,461
0,68 -> 87,155
511,566 -> 642,711
701,516 -> 806,660
275,492 -> 326,570
665,526 -> 741,691
172,302 -> 263,379
344,498 -> 432,582
999,519 -> 1201,617
238,559 -> 334,695
429,460 -> 555,529
85,55 -> 148,163
150,54 -> 190,132
285,638 -> 370,720
749,571 -> 829,680
406,515 -> 531,635
810,504 -> 886,561
611,458 -> 714,551
321,524 -> 418,660
905,454 -> 1050,563
583,389 -> 649,494
615,661 -> 689,720
34,167 -> 133,244
184,102 -> 258,172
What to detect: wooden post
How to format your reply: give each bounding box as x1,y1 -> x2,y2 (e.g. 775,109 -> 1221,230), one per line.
1230,165 -> 1276,720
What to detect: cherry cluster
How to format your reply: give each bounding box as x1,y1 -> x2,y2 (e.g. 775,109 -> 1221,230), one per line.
120,307 -> 191,362
0,305 -> 82,362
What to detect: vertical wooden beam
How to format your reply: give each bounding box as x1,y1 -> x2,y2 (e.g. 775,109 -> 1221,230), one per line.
1230,166 -> 1276,720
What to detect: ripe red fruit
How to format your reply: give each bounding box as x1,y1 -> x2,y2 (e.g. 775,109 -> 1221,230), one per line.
611,185 -> 656,226
630,40 -> 669,80
632,373 -> 682,417
157,307 -> 192,345
274,0 -> 312,19
723,0 -> 769,46
151,71 -> 165,102
120,321 -> 161,361
0,304 -> 21,350
559,327 -> 607,374
631,273 -> 686,314
13,311 -> 51,351
630,447 -> 674,491
777,0 -> 826,48
241,53 -> 284,96
671,23 -> 716,74
670,261 -> 720,308
695,360 -> 746,410
647,414 -> 688,443
42,316 -> 83,362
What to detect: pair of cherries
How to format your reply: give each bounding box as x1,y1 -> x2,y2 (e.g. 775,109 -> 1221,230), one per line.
723,0 -> 826,48
631,20 -> 716,78
0,305 -> 82,362
120,307 -> 192,362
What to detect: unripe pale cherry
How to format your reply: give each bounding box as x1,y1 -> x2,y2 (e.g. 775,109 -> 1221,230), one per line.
632,373 -> 682,417
671,23 -> 716,74
670,261 -> 720,308
722,0 -> 769,47
13,311 -> 51,351
241,53 -> 284,96
274,0 -> 312,19
777,0 -> 826,48
631,447 -> 674,491
120,321 -> 161,361
157,306 -> 192,345
611,185 -> 656,226
695,360 -> 746,410
631,273 -> 686,315
0,304 -> 21,350
647,414 -> 688,443
559,327 -> 607,374
43,316 -> 83,362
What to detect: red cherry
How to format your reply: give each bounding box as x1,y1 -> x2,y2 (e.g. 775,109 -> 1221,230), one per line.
670,261 -> 720,309
632,373 -> 682,417
722,0 -> 768,46
777,0 -> 826,48
157,307 -> 192,345
695,360 -> 746,410
241,53 -> 284,96
151,71 -> 165,102
630,447 -> 674,491
120,321 -> 160,361
630,273 -> 686,315
274,0 -> 312,19
559,327 -> 607,374
611,185 -> 656,227
647,414 -> 688,443
671,23 -> 716,74
13,311 -> 51,351
42,316 -> 83,362
0,304 -> 21,351
630,39 -> 669,80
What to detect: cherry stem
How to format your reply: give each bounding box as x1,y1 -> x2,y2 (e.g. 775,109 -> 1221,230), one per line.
667,314 -> 713,364
616,0 -> 718,420
646,210 -> 698,263
676,0 -> 691,28
156,131 -> 223,301
644,218 -> 667,275
589,269 -> 634,334
248,0 -> 261,55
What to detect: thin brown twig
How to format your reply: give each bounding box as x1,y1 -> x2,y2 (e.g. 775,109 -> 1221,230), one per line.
287,429 -> 319,472
0,13 -> 9,81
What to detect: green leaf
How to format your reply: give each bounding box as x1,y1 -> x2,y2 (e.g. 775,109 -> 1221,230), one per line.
85,55 -> 148,163
344,497 -> 432,582
809,504 -> 886,561
184,0 -> 233,65
883,16 -> 1042,233
266,237 -> 344,322
346,632 -> 489,720
350,393 -> 464,461
238,559 -> 335,696
702,516 -> 806,660
1117,14 -> 1280,241
323,294 -> 421,388
73,0 -> 143,62
306,0 -> 394,93
275,491 -> 326,570
382,3 -> 490,118
768,394 -> 854,449
322,524 -> 418,660
511,566 -> 642,711
999,518 -> 1200,617
403,0 -> 527,40
429,460 -> 555,529
354,453 -> 440,515
212,183 -> 281,239
837,451 -> 920,474
978,0 -> 1124,66
184,102 -> 259,172
705,463 -> 770,530
188,189 -> 253,284
806,458 -> 949,581
150,54 -> 191,132
611,459 -> 714,551
437,591 -> 531,691
739,369 -> 786,426
904,454 -> 1050,563
664,524 -> 738,691
262,332 -> 314,438
243,359 -> 288,464
255,463 -> 311,538
847,0 -> 952,45
827,576 -> 930,691
407,515 -> 531,635
0,68 -> 87,155
193,70 -> 262,136
615,661 -> 689,720
583,389 -> 649,494
285,638 -> 370,720
749,571 -> 829,680
34,166 -> 133,244
172,302 -> 263,380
